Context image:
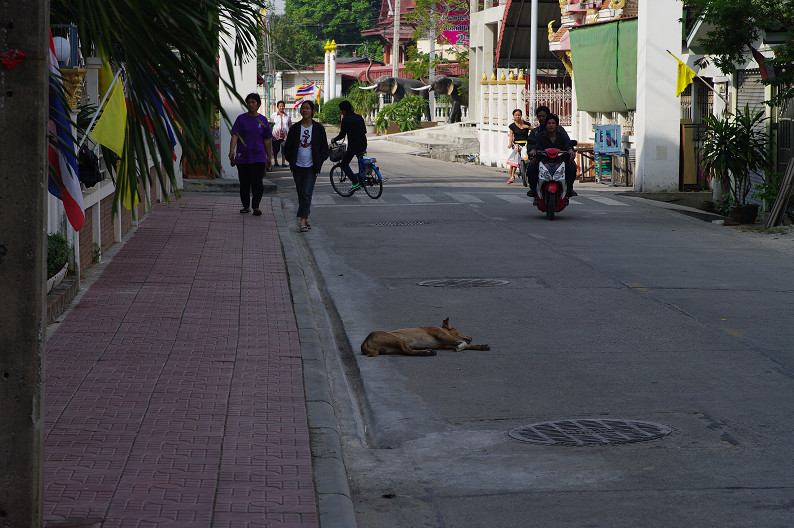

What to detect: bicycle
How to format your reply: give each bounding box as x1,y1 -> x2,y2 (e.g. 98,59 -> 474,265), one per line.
329,144 -> 383,199
514,140 -> 529,187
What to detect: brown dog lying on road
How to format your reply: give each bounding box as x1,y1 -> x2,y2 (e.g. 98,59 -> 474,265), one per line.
361,318 -> 491,357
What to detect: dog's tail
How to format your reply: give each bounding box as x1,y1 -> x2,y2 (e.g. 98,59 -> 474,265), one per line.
360,332 -> 382,357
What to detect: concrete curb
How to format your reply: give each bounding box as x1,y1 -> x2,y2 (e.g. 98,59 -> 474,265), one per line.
272,197 -> 357,528
182,176 -> 277,194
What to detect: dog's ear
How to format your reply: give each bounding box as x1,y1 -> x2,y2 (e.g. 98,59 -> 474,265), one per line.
442,317 -> 450,329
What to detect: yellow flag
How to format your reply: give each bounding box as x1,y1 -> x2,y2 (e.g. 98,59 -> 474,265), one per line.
676,59 -> 696,97
116,134 -> 140,210
98,59 -> 114,100
89,78 -> 127,156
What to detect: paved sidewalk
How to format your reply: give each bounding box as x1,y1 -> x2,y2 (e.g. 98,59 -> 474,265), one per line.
44,196 -> 323,527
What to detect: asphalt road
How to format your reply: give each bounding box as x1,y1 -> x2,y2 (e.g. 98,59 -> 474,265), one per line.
270,139 -> 794,528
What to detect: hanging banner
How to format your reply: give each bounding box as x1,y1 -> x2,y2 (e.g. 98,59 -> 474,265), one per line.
439,10 -> 469,46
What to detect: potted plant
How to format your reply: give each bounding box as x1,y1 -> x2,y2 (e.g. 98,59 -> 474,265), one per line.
47,233 -> 70,293
700,104 -> 770,223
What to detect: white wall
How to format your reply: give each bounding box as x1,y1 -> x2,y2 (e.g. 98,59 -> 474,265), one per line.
219,20 -> 258,179
634,1 -> 682,191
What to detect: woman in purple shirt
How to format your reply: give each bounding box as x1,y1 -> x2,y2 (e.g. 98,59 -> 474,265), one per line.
229,93 -> 274,216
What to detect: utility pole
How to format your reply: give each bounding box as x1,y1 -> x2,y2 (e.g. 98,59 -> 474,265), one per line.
428,4 -> 436,121
0,0 -> 49,526
529,0 -> 538,113
392,0 -> 400,78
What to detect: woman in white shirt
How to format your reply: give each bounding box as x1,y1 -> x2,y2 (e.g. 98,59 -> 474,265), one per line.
283,100 -> 330,232
270,100 -> 292,167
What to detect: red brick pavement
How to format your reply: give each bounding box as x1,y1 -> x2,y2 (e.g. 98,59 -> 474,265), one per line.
44,196 -> 319,528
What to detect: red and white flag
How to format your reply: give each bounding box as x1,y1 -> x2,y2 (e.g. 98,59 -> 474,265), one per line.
48,30 -> 85,231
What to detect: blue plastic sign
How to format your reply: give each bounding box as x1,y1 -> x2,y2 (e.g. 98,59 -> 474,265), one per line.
593,124 -> 622,154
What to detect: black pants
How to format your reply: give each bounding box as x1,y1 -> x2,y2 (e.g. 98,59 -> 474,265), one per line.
272,139 -> 284,159
340,150 -> 364,183
528,158 -> 576,195
292,166 -> 317,219
237,162 -> 266,209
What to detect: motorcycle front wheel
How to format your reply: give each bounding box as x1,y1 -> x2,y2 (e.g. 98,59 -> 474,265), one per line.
546,190 -> 556,220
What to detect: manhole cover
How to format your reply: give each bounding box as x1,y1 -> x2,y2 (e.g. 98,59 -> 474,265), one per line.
509,419 -> 672,446
418,279 -> 509,287
367,220 -> 433,227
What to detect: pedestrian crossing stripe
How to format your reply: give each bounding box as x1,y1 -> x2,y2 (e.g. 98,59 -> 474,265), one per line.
404,194 -> 435,203
494,194 -> 526,204
306,193 -> 628,207
445,193 -> 483,203
588,196 -> 627,206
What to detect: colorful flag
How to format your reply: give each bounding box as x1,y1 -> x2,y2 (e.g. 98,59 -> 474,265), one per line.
89,77 -> 127,156
153,90 -> 177,160
296,82 -> 316,97
748,45 -> 778,81
48,30 -> 85,231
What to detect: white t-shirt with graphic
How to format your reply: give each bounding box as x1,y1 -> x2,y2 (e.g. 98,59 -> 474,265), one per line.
296,124 -> 314,168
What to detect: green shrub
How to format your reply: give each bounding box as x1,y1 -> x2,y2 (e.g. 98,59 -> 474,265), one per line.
47,233 -> 69,278
346,82 -> 380,118
321,97 -> 350,125
374,95 -> 429,133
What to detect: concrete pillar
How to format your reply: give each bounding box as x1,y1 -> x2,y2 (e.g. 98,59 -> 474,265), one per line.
329,41 -> 337,100
0,2 -> 48,525
219,17 -> 258,179
635,0 -> 682,191
323,41 -> 330,102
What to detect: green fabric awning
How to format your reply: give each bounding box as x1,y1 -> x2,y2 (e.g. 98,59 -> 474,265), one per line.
569,19 -> 638,112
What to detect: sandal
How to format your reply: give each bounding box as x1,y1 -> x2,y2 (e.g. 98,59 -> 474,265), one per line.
306,223 -> 312,229
240,208 -> 251,214
299,225 -> 309,233
506,179 -> 514,185
253,209 -> 262,216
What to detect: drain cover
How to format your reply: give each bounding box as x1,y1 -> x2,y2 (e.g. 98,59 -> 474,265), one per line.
418,279 -> 509,288
367,220 -> 433,227
509,419 -> 672,446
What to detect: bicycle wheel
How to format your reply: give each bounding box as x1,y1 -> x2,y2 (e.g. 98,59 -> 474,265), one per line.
363,165 -> 383,199
330,164 -> 355,197
520,161 -> 528,187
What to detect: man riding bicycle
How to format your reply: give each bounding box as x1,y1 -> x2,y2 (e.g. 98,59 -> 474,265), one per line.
332,100 -> 368,190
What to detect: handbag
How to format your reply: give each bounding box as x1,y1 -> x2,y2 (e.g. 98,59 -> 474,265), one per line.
329,142 -> 346,162
506,146 -> 521,168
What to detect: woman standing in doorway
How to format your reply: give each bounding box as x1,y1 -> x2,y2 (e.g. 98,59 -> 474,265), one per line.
229,92 -> 274,216
270,100 -> 291,167
284,100 -> 330,232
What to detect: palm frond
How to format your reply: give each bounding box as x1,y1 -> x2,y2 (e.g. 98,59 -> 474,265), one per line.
52,0 -> 264,214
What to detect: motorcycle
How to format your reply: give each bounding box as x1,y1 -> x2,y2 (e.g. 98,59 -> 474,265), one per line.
534,141 -> 577,220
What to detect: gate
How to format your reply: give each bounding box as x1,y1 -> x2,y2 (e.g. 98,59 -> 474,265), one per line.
776,89 -> 793,177
527,75 -> 572,127
737,69 -> 766,203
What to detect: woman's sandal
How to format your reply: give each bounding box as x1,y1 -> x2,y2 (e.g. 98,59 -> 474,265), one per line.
240,208 -> 251,214
299,225 -> 309,233
252,209 -> 262,216
506,179 -> 514,185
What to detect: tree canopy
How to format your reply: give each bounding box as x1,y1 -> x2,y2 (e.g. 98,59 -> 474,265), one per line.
685,0 -> 793,103
284,0 -> 380,58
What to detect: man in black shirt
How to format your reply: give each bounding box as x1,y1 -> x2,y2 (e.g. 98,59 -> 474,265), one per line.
526,106 -> 577,200
332,100 -> 368,189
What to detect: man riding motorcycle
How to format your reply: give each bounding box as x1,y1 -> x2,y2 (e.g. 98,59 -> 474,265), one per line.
527,113 -> 577,203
